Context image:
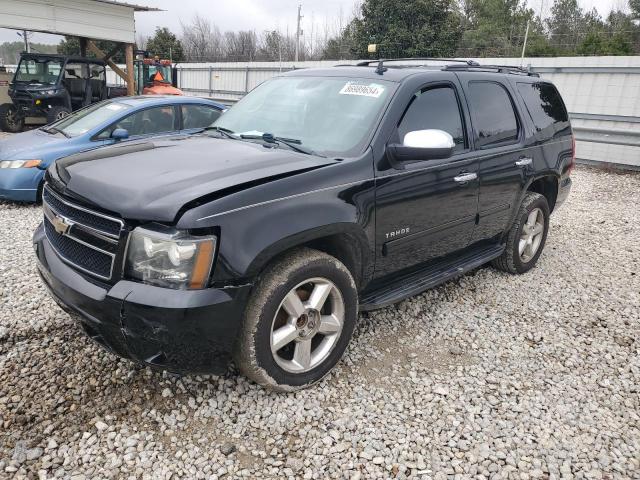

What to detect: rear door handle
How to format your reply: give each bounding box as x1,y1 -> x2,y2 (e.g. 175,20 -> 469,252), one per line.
453,172 -> 478,184
515,157 -> 533,167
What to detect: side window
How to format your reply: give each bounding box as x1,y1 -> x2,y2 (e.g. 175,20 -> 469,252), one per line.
89,65 -> 105,81
398,86 -> 466,153
64,63 -> 86,80
181,104 -> 222,129
516,82 -> 569,133
467,82 -> 519,148
97,106 -> 178,139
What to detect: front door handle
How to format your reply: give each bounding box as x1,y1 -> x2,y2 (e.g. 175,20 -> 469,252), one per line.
453,172 -> 478,184
515,157 -> 533,167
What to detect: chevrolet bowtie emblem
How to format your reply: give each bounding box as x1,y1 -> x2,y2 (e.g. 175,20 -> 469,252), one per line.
52,214 -> 72,235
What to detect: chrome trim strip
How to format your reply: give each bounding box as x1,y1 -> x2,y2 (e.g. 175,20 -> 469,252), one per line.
196,180 -> 367,221
43,218 -> 114,281
44,185 -> 123,239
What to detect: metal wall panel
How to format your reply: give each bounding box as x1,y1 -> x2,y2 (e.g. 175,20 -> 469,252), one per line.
0,0 -> 136,43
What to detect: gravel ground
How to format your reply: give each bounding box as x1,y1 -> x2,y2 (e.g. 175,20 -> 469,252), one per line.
0,166 -> 638,479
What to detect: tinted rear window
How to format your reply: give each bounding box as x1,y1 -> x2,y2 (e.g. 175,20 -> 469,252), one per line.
517,82 -> 569,133
467,82 -> 519,148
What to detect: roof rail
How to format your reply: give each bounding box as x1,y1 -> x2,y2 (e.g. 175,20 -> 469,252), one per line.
442,64 -> 539,77
356,57 -> 480,67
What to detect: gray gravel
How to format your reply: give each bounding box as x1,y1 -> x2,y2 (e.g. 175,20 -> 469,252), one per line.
0,166 -> 638,479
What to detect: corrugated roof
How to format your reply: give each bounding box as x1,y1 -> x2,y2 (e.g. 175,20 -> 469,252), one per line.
91,0 -> 162,12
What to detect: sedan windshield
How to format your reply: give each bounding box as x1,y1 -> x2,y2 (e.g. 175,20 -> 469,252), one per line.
45,101 -> 132,137
212,76 -> 394,157
14,58 -> 63,85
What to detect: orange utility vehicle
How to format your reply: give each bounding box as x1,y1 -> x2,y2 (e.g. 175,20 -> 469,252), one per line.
136,56 -> 182,96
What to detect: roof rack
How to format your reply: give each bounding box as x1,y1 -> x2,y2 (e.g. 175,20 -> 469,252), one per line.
354,58 -> 480,75
355,57 -> 479,67
442,63 -> 539,77
348,58 -> 539,77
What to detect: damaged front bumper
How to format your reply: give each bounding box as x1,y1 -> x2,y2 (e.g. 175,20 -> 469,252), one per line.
33,223 -> 251,375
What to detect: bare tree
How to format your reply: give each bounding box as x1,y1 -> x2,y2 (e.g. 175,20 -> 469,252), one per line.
224,30 -> 258,61
181,14 -> 224,61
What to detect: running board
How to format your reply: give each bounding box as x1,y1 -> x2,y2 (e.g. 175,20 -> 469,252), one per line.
359,244 -> 505,311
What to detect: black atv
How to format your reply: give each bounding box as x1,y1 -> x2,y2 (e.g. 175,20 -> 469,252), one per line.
0,53 -> 109,132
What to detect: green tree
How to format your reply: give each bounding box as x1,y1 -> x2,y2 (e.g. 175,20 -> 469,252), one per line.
146,27 -> 184,61
322,24 -> 357,60
546,0 -> 585,54
456,0 -> 547,57
0,41 -> 57,64
57,37 -> 125,62
349,0 -> 463,58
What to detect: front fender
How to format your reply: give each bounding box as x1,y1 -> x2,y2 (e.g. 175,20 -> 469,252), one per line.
178,176 -> 377,285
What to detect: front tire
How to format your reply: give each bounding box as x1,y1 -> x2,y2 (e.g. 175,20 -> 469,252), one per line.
0,103 -> 25,133
234,248 -> 358,391
46,106 -> 71,124
492,191 -> 550,274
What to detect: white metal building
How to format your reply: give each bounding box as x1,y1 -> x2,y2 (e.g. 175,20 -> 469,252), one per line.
0,0 -> 156,43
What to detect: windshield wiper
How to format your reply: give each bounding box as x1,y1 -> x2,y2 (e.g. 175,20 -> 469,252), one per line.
239,133 -> 320,156
42,126 -> 70,138
201,126 -> 237,139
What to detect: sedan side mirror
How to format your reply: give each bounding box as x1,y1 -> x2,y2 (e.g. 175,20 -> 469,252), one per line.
387,129 -> 455,169
111,128 -> 129,141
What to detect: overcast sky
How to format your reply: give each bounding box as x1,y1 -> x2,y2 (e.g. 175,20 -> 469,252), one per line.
0,0 -> 629,45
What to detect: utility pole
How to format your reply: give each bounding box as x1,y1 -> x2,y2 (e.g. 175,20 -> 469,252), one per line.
22,30 -> 30,53
295,4 -> 302,62
520,20 -> 530,67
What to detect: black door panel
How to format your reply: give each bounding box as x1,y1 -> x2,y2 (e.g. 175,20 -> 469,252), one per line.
373,79 -> 479,278
459,74 -> 532,243
375,156 -> 478,277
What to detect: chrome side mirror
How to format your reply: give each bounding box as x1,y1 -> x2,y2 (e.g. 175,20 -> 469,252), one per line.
403,129 -> 455,150
386,129 -> 455,169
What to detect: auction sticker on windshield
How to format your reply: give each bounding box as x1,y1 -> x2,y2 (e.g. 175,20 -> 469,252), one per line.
339,82 -> 385,98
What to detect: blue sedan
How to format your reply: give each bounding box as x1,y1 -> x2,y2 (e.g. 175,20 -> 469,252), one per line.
0,95 -> 226,202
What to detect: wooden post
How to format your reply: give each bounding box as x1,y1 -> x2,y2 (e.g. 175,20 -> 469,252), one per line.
125,43 -> 135,96
79,37 -> 87,57
87,40 -> 127,83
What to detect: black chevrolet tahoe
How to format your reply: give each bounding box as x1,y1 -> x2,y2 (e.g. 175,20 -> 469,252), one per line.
33,59 -> 573,391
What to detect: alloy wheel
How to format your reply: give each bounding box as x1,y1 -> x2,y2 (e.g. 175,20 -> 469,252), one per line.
270,277 -> 344,373
519,207 -> 545,263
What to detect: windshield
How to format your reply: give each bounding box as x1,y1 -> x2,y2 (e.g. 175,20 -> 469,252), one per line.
212,76 -> 394,157
14,58 -> 63,85
138,64 -> 173,85
46,101 -> 132,137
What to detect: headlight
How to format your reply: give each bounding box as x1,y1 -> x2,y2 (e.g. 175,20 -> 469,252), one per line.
0,159 -> 42,169
40,89 -> 57,96
125,226 -> 217,290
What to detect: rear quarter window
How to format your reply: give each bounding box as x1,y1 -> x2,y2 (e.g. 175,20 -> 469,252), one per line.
516,82 -> 570,137
467,81 -> 520,148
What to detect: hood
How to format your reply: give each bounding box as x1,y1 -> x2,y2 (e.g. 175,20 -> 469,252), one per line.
54,136 -> 338,222
0,129 -> 67,159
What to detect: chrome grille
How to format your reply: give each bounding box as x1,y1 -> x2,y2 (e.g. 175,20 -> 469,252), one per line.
42,185 -> 123,280
43,187 -> 122,237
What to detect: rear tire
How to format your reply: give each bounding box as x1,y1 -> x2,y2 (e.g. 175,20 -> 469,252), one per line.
0,103 -> 25,133
234,248 -> 358,392
46,106 -> 71,124
492,192 -> 550,274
